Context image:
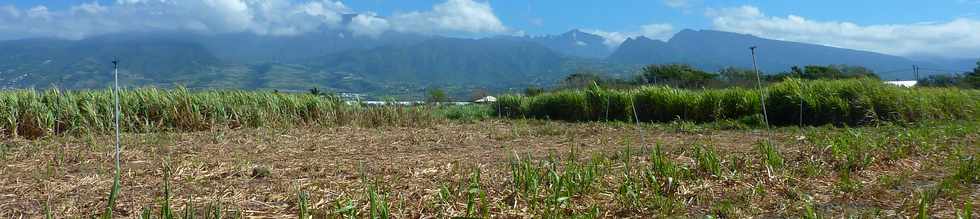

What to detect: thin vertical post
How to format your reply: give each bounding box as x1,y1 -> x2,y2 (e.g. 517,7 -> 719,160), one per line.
104,58 -> 122,217
112,59 -> 121,174
750,47 -> 773,145
798,69 -> 804,128
913,65 -> 920,82
605,94 -> 610,122
630,94 -> 647,151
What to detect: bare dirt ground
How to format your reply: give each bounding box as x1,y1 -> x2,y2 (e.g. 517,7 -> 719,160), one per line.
0,120 -> 976,218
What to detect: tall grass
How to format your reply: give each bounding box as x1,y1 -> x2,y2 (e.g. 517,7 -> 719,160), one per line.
0,88 -> 442,139
496,79 -> 980,126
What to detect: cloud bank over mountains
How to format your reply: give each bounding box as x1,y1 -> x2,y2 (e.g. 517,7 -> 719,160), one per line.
585,23 -> 676,48
705,5 -> 980,59
585,3 -> 980,58
0,0 -> 510,39
1,0 -> 351,39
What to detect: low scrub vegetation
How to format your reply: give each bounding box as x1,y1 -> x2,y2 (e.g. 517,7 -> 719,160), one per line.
2,75 -> 977,218
918,61 -> 980,89
43,120 -> 974,218
4,117 -> 977,218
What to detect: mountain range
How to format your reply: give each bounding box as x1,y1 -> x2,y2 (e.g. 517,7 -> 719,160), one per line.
0,28 -> 976,98
608,29 -> 942,78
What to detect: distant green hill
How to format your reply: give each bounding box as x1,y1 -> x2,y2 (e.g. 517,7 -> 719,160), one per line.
1,29 -> 975,96
310,37 -> 569,86
607,29 -> 930,80
495,29 -> 613,59
0,35 -> 221,89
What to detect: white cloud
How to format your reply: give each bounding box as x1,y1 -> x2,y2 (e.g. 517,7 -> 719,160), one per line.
348,13 -> 389,37
0,0 -> 352,39
585,23 -> 676,48
663,0 -> 690,8
300,0 -> 348,25
706,5 -> 980,58
585,30 -> 630,47
71,2 -> 108,14
26,6 -> 50,19
0,0 -> 510,40
389,0 -> 508,34
336,0 -> 511,36
115,0 -> 164,5
640,23 -> 675,40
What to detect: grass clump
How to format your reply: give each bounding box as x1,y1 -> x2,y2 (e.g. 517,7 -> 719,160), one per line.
465,168 -> 489,218
508,150 -> 608,217
755,142 -> 784,170
647,144 -> 686,182
368,185 -> 390,219
952,154 -> 978,184
693,143 -> 722,177
835,170 -> 862,194
958,201 -> 973,219
297,192 -> 311,219
332,197 -> 358,218
510,153 -> 544,203
827,129 -> 876,172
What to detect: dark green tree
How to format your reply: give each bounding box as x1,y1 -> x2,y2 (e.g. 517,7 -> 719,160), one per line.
791,66 -> 804,76
719,67 -> 756,87
833,64 -> 880,79
763,66 -> 802,82
798,65 -> 878,80
918,74 -> 962,87
962,61 -> 980,88
803,65 -> 843,79
637,64 -> 718,88
427,87 -> 448,104
524,86 -> 545,96
561,72 -> 603,89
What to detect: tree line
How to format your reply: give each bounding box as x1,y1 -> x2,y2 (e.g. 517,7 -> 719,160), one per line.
917,61 -> 980,88
551,63 -> 882,93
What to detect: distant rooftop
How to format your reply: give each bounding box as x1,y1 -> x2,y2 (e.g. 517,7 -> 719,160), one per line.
884,80 -> 918,87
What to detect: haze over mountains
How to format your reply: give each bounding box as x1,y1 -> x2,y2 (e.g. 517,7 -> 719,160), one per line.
0,28 -> 976,97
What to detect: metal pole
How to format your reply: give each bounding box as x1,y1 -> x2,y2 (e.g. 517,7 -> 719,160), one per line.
749,47 -> 773,145
112,59 -> 121,184
103,58 -> 122,216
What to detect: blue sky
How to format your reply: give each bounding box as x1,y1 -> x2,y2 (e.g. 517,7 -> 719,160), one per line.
9,0 -> 980,35
7,0 -> 978,35
344,0 -> 980,36
1,0 -> 979,58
